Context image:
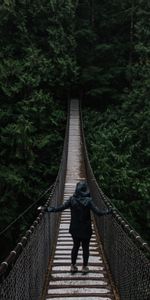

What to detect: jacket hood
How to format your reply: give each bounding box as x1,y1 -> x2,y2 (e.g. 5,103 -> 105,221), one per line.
74,181 -> 90,200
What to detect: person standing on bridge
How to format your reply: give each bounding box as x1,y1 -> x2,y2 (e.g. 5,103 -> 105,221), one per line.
38,181 -> 112,274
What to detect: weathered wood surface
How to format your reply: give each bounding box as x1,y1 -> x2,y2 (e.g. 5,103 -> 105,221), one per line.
45,99 -> 115,299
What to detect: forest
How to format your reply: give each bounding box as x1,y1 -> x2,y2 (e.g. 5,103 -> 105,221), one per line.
0,0 -> 149,261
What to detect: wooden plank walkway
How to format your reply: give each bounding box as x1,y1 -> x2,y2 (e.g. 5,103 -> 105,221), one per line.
45,99 -> 115,300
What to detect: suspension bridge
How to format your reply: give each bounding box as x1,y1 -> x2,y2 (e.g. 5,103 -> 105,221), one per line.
0,99 -> 149,300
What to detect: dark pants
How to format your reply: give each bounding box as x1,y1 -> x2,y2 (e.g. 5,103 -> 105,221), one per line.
71,236 -> 90,266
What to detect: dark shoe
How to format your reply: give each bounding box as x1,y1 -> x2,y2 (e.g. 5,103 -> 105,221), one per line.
82,265 -> 89,274
70,264 -> 78,273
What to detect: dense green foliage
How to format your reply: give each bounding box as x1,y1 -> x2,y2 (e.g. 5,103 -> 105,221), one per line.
82,0 -> 150,241
76,0 -> 132,102
0,0 -> 149,260
83,101 -> 150,241
0,0 -> 78,259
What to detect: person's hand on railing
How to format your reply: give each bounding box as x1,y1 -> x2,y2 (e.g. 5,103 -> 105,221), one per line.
106,208 -> 113,215
37,206 -> 55,212
47,207 -> 56,212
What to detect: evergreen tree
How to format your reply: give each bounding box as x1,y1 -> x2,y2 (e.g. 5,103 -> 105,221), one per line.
76,0 -> 134,103
0,0 -> 78,260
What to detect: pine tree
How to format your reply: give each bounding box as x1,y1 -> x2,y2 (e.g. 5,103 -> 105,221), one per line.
0,0 -> 78,260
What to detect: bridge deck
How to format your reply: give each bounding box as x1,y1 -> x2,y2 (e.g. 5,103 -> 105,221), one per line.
45,99 -> 115,300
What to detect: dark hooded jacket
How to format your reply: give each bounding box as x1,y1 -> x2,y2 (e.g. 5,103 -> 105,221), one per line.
47,181 -> 109,239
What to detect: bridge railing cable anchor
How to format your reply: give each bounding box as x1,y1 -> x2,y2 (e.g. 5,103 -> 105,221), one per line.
0,262 -> 8,275
10,250 -> 16,255
33,220 -> 38,227
17,242 -> 23,248
26,229 -> 32,235
36,217 -> 41,223
121,220 -> 125,225
30,226 -> 35,232
21,236 -> 27,246
142,242 -> 147,246
1,262 -> 8,267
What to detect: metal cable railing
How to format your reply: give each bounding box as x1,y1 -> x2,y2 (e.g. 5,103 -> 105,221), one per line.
80,104 -> 150,300
0,104 -> 70,300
